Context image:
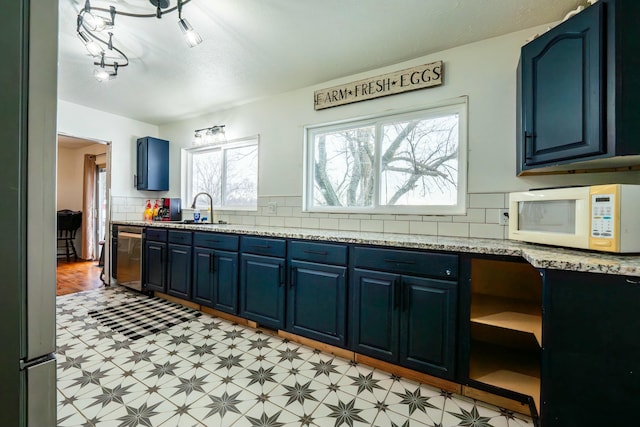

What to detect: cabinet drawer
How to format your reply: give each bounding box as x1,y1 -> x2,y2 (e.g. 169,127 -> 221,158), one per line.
193,232 -> 239,251
352,246 -> 458,279
145,228 -> 167,242
241,236 -> 286,257
168,230 -> 192,245
289,241 -> 347,265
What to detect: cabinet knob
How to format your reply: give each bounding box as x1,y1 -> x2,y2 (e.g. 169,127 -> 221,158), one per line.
445,269 -> 452,276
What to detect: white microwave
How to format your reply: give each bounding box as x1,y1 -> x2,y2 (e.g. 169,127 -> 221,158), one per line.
509,184 -> 640,253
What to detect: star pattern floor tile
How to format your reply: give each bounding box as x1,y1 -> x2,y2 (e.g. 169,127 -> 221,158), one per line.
56,287 -> 535,427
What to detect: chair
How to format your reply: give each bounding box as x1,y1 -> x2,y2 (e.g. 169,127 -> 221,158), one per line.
57,210 -> 82,262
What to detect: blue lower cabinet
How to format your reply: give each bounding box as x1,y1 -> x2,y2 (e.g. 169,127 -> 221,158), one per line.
240,253 -> 286,330
399,276 -> 457,378
351,269 -> 400,362
286,260 -> 347,346
143,240 -> 166,292
351,268 -> 457,379
193,248 -> 215,307
166,243 -> 192,300
193,247 -> 239,314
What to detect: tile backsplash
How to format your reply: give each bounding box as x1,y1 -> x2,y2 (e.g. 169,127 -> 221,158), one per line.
111,193 -> 510,239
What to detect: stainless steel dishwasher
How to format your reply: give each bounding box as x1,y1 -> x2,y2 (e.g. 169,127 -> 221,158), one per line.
116,226 -> 143,291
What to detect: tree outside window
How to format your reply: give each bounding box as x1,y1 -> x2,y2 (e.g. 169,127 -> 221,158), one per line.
305,100 -> 467,214
183,137 -> 259,210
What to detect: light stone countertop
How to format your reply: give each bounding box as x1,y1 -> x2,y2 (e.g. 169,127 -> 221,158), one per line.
113,220 -> 640,277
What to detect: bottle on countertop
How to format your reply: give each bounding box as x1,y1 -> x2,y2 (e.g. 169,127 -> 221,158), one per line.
143,200 -> 153,221
193,208 -> 201,223
152,200 -> 160,220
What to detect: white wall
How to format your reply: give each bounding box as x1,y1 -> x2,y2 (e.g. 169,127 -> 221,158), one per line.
56,143 -> 106,211
57,100 -> 162,199
160,23 -> 640,200
60,24 -> 639,236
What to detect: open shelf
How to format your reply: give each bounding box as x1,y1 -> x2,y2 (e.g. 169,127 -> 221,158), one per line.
470,294 -> 542,346
468,258 -> 543,413
470,341 -> 540,411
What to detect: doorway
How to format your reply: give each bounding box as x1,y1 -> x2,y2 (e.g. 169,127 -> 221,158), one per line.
56,134 -> 112,295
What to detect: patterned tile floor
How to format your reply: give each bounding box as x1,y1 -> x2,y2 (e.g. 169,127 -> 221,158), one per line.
56,287 -> 535,427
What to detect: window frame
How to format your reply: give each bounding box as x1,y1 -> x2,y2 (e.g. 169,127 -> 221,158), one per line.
181,135 -> 259,211
303,97 -> 468,215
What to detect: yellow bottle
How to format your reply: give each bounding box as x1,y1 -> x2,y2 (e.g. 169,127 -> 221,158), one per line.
143,200 -> 153,221
152,200 -> 160,220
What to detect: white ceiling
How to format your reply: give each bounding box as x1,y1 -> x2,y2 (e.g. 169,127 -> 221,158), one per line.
57,0 -> 583,125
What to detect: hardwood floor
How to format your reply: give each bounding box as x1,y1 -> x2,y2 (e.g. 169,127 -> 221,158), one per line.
56,259 -> 105,296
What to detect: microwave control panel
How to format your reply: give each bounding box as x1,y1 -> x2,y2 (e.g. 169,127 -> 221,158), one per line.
591,194 -> 614,238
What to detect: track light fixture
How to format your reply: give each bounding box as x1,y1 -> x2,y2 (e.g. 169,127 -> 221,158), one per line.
193,125 -> 226,146
76,0 -> 202,82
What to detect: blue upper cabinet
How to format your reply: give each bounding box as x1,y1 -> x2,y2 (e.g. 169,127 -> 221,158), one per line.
136,136 -> 169,191
517,0 -> 640,174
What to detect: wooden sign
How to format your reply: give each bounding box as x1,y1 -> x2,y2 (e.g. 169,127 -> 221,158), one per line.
314,61 -> 443,110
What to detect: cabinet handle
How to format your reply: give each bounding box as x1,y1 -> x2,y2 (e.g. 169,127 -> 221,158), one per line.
252,244 -> 271,249
393,278 -> 401,310
290,267 -> 297,288
304,250 -> 328,256
278,264 -> 284,287
403,281 -> 409,312
524,131 -> 534,160
209,253 -> 215,273
384,259 -> 416,265
206,239 -> 220,244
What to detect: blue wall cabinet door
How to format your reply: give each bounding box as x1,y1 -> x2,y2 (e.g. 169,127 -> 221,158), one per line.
519,1 -> 604,170
350,268 -> 401,363
287,260 -> 347,347
399,276 -> 457,379
166,243 -> 192,299
240,253 -> 285,330
143,240 -> 166,292
193,247 -> 215,307
136,136 -> 169,191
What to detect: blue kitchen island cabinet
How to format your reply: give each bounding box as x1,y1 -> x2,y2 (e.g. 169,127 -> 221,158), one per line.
239,236 -> 286,330
192,232 -> 239,314
142,228 -> 167,293
136,136 -> 169,191
286,241 -> 348,347
350,246 -> 458,379
518,0 -> 640,173
166,231 -> 192,300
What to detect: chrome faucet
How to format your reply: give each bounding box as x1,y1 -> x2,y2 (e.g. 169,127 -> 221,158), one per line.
191,192 -> 213,223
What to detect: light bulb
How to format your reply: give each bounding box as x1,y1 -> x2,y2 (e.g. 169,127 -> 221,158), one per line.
82,12 -> 110,32
204,129 -> 214,144
93,68 -> 112,82
77,32 -> 103,57
193,132 -> 202,145
178,18 -> 202,48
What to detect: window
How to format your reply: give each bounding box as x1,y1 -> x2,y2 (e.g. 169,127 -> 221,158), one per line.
304,99 -> 467,214
182,136 -> 259,210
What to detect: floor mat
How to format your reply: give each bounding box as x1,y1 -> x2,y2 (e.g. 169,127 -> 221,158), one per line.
88,296 -> 201,340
